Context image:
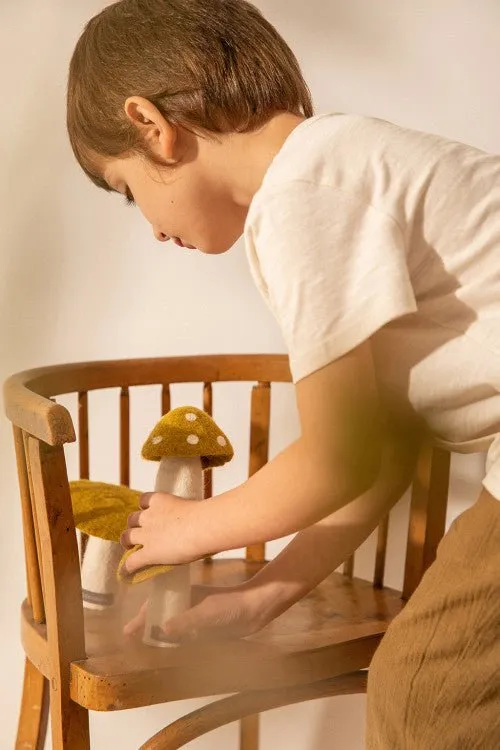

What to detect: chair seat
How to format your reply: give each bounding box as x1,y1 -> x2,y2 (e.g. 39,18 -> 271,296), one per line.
22,559 -> 405,712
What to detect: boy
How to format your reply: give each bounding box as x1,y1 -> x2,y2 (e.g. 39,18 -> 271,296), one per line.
67,1 -> 500,746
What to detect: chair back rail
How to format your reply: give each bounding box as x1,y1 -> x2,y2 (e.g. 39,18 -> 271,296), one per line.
4,354 -> 292,445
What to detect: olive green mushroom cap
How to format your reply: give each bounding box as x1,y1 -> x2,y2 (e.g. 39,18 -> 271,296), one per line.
70,480 -> 175,584
142,406 -> 233,469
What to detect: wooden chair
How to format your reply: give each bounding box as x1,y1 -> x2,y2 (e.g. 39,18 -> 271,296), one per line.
4,354 -> 452,750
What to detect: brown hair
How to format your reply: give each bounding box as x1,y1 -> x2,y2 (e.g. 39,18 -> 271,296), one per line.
67,0 -> 314,189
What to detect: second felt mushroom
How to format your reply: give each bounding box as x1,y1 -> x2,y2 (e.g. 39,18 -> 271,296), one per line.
70,480 -> 141,609
118,405 -> 233,647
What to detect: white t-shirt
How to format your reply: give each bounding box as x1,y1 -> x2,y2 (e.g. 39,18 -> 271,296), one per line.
244,114 -> 500,499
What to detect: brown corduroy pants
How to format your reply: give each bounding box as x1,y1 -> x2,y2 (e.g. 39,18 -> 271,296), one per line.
365,490 -> 500,749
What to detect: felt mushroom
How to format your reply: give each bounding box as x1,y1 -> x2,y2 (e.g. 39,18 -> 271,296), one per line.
117,406 -> 233,647
70,480 -> 142,610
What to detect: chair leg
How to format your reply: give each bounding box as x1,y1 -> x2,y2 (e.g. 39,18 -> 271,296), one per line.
16,658 -> 49,750
49,678 -> 90,750
140,671 -> 368,749
240,714 -> 259,750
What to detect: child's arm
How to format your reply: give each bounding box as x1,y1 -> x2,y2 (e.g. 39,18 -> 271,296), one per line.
241,420 -> 420,624
123,340 -> 388,571
125,422 -> 420,641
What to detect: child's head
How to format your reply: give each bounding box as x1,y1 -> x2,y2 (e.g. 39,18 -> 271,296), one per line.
67,0 -> 313,253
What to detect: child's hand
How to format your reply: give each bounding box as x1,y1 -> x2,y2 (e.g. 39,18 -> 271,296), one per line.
121,491 -> 201,572
123,583 -> 267,642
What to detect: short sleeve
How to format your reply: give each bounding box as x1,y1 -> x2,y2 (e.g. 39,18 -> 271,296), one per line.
244,181 -> 418,383
483,434 -> 500,500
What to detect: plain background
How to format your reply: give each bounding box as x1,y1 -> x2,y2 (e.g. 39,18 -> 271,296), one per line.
1,1 -> 497,747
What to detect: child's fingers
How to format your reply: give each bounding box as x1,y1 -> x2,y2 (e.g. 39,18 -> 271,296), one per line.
139,492 -> 153,509
127,510 -> 143,528
162,606 -> 204,643
120,527 -> 144,550
123,600 -> 148,636
123,544 -> 150,574
162,594 -> 251,643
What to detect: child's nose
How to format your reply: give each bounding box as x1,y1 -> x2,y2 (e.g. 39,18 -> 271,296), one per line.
154,228 -> 169,242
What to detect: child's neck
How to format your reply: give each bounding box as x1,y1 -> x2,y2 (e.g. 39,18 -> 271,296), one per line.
218,112 -> 307,209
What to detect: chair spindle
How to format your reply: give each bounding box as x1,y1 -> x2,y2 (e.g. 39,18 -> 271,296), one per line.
203,382 -> 213,500
120,387 -> 130,487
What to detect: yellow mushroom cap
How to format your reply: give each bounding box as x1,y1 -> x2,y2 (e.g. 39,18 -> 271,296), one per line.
70,480 -> 141,542
141,406 -> 234,469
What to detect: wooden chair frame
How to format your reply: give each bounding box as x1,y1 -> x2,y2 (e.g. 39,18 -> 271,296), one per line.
4,354 -> 451,750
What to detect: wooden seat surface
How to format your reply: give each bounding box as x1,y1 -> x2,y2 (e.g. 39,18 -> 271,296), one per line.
22,559 -> 404,712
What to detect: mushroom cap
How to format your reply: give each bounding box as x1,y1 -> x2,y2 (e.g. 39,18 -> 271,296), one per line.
70,480 -> 141,542
117,547 -> 174,585
142,406 -> 234,469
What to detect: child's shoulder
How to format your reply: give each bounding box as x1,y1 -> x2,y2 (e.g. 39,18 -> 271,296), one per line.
259,112 -> 495,202
272,112 -> 486,162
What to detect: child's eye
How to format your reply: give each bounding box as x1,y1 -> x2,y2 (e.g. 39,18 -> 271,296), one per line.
124,187 -> 135,206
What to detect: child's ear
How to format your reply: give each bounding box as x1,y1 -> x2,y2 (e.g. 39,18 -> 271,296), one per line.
124,96 -> 178,164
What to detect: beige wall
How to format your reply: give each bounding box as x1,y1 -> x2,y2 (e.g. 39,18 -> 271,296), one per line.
0,1 -> 496,747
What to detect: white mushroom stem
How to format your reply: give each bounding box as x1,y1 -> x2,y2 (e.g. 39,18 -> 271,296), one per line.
143,456 -> 203,648
81,536 -> 123,610
154,456 -> 203,499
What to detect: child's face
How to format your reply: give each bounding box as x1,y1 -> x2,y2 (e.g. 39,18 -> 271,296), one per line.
101,99 -> 249,255
103,152 -> 247,254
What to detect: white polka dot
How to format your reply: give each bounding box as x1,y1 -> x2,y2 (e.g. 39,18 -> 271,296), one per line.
217,435 -> 227,446
187,434 -> 199,445
185,412 -> 197,421
152,436 -> 163,445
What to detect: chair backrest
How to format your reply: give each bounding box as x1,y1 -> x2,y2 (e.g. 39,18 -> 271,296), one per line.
401,442 -> 451,599
4,354 -> 452,651
4,355 -> 289,636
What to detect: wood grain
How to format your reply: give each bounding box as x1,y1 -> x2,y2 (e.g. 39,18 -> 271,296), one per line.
20,600 -> 50,678
15,657 -> 49,750
203,382 -> 213,501
4,355 -> 291,444
22,431 -> 46,624
68,560 -> 403,710
342,555 -> 354,578
78,392 -> 90,561
120,387 -> 130,487
374,514 -> 390,588
13,426 -> 44,624
161,383 -> 171,416
240,714 -> 259,750
78,392 -> 89,479
28,438 -> 90,749
403,444 -> 451,600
